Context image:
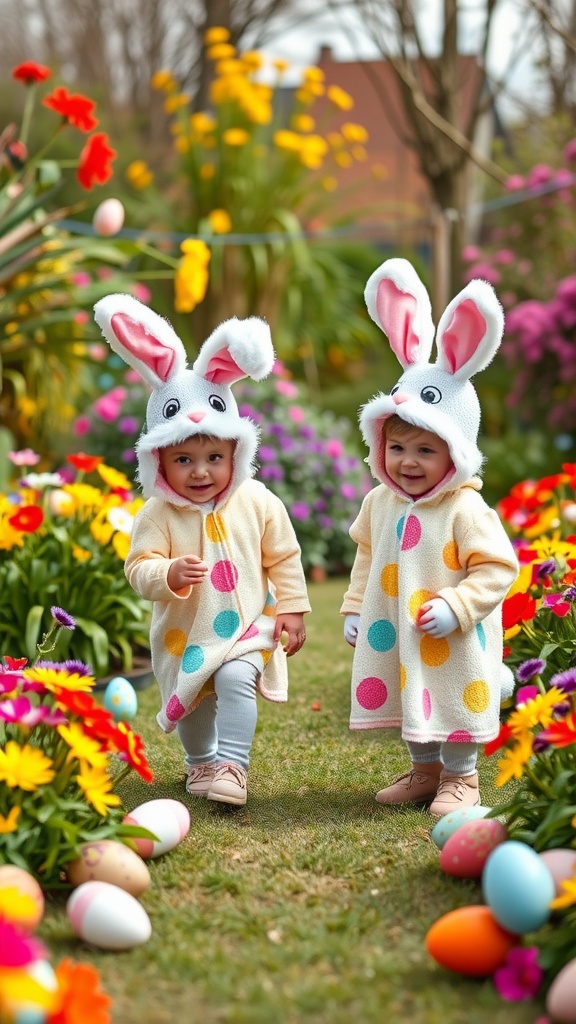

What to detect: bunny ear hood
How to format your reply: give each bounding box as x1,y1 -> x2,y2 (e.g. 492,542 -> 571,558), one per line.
94,296 -> 275,508
360,260 -> 504,496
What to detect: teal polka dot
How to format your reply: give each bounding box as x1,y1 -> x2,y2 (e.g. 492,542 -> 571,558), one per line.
476,622 -> 486,650
214,610 -> 240,639
265,590 -> 275,608
367,619 -> 397,652
182,645 -> 204,673
396,515 -> 405,539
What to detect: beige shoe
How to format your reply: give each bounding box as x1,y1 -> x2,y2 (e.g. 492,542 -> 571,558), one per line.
185,761 -> 216,797
375,761 -> 442,805
428,770 -> 480,817
207,761 -> 248,806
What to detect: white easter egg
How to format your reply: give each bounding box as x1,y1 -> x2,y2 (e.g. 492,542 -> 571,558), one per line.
66,839 -> 151,896
123,798 -> 190,858
482,840 -> 555,933
92,197 -> 125,236
67,880 -> 151,949
103,676 -> 138,721
430,805 -> 492,850
546,957 -> 576,1022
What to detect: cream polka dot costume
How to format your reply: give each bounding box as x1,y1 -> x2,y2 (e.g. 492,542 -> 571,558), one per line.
341,259 -> 518,742
94,294 -> 310,734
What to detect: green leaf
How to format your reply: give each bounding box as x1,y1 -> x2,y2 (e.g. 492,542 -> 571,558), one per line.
24,605 -> 45,658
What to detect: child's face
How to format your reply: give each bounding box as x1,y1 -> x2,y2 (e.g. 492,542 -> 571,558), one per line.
384,425 -> 453,497
159,436 -> 235,504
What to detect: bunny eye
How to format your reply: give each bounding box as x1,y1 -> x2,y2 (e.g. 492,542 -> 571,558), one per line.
390,385 -> 400,395
163,398 -> 181,418
209,394 -> 226,413
420,385 -> 442,405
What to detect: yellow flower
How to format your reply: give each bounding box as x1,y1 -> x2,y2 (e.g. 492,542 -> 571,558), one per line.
200,163 -> 215,180
175,239 -> 211,314
242,50 -> 264,71
204,26 -> 230,44
292,114 -> 316,132
63,482 -> 104,511
302,66 -> 325,83
126,160 -> 153,190
57,723 -> 108,768
24,666 -> 95,693
274,130 -> 302,153
164,93 -> 189,114
97,464 -> 132,491
151,70 -> 177,92
72,544 -> 92,562
523,505 -> 560,539
0,516 -> 25,551
335,151 -> 353,168
327,84 -> 354,110
207,43 -> 236,61
273,58 -> 289,73
322,176 -> 338,192
208,209 -> 232,234
341,122 -> 368,143
190,112 -> 216,134
507,687 -> 565,735
222,128 -> 249,147
112,531 -> 131,560
0,806 -> 20,833
550,877 -> 576,910
0,741 -> 55,790
76,763 -> 122,816
495,733 -> 534,786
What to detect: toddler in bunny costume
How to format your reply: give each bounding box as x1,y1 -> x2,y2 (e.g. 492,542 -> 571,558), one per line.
94,295 -> 310,806
341,259 -> 518,816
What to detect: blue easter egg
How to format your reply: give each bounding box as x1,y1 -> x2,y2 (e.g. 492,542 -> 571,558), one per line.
482,840 -> 555,933
103,676 -> 138,721
430,805 -> 492,850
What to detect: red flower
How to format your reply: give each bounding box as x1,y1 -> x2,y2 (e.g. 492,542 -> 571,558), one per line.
42,87 -> 98,132
485,723 -> 513,756
502,591 -> 537,629
3,656 -> 28,670
77,133 -> 116,189
539,712 -> 576,748
111,722 -> 154,783
53,689 -> 117,743
67,452 -> 103,473
12,61 -> 51,85
8,505 -> 44,533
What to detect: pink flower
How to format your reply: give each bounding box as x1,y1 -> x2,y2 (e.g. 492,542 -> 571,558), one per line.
461,245 -> 481,262
8,449 -> 41,467
125,369 -> 144,384
73,272 -> 91,286
516,685 -> 539,705
505,174 -> 525,191
89,343 -> 108,361
94,395 -> 121,422
494,249 -> 515,265
563,138 -> 576,162
493,946 -> 543,1001
326,439 -> 343,457
288,406 -> 304,423
132,283 -> 152,302
0,918 -> 47,967
276,380 -> 298,398
73,416 -> 92,437
74,310 -> 89,324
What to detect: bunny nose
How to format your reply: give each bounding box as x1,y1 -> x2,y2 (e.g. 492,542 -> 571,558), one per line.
188,411 -> 206,423
392,392 -> 410,405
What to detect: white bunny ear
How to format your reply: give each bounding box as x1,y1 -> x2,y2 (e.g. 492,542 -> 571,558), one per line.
193,316 -> 274,384
364,258 -> 435,368
94,294 -> 188,389
435,279 -> 504,379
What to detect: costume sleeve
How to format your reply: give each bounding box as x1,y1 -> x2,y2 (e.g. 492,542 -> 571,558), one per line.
261,492 -> 311,615
124,509 -> 191,602
437,508 -> 519,632
340,495 -> 373,616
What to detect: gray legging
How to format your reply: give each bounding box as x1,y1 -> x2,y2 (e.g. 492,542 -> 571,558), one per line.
406,739 -> 478,775
176,657 -> 262,770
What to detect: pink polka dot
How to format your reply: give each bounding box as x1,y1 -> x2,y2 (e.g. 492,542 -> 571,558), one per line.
240,624 -> 259,641
447,730 -> 474,742
422,688 -> 432,720
210,560 -> 238,592
166,694 -> 186,722
401,514 -> 422,550
356,676 -> 388,710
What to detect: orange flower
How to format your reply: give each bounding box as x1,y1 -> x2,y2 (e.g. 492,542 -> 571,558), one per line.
77,133 -> 116,189
67,453 -> 103,473
12,61 -> 51,85
8,505 -> 44,533
42,87 -> 98,132
48,958 -> 112,1024
111,722 -> 154,782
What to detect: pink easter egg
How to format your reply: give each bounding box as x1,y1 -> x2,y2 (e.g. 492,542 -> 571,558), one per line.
92,197 -> 125,236
439,818 -> 508,878
539,849 -> 576,896
546,956 -> 576,1022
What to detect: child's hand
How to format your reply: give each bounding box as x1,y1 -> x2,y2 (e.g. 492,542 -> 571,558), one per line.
417,598 -> 458,638
274,613 -> 306,656
168,555 -> 209,592
343,614 -> 360,647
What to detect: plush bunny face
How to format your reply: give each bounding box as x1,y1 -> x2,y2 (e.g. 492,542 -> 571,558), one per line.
361,258 -> 504,495
93,293 -> 275,506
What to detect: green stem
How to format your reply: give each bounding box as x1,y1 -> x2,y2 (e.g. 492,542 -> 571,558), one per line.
19,86 -> 37,146
523,759 -> 557,800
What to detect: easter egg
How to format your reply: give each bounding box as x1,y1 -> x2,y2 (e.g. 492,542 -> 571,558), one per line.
67,880 -> 151,949
2,960 -> 59,1023
430,805 -> 492,850
546,956 -> 576,1022
92,197 -> 125,236
66,839 -> 151,896
123,798 -> 190,858
483,840 -> 555,933
425,905 -> 517,976
539,848 -> 576,895
439,818 -> 508,878
103,676 -> 138,721
0,865 -> 44,929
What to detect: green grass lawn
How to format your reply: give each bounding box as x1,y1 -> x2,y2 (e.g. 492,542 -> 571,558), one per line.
40,579 -> 543,1023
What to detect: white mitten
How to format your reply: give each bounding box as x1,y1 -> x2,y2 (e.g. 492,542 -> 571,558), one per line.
344,614 -> 360,646
417,598 -> 458,638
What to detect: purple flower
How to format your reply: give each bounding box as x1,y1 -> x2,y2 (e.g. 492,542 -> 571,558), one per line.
61,659 -> 94,676
260,465 -> 284,482
537,559 -> 556,580
259,445 -> 277,462
493,946 -> 543,1001
340,483 -> 357,500
50,606 -> 76,630
291,502 -> 311,521
532,734 -> 551,753
563,585 -> 576,602
118,416 -> 139,435
549,668 -> 576,694
516,658 -> 545,683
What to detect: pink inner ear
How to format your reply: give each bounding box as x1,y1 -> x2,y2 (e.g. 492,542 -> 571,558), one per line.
203,347 -> 245,384
111,313 -> 176,382
440,299 -> 487,373
376,280 -> 421,365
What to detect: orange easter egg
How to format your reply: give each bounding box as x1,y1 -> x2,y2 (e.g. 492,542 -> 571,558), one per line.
426,905 -> 518,977
0,864 -> 45,929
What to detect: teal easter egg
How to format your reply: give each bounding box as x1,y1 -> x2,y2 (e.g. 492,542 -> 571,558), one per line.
430,805 -> 492,850
483,840 -> 555,933
103,676 -> 138,721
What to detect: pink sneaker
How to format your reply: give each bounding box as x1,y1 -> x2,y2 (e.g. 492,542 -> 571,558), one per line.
185,762 -> 217,797
207,762 -> 247,806
428,771 -> 480,817
376,761 -> 442,805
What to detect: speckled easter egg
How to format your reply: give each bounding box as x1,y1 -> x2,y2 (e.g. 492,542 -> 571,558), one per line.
103,676 -> 138,721
425,905 -> 518,976
439,818 -> 508,878
122,798 -> 190,858
430,805 -> 492,850
546,957 -> 576,1022
483,841 -> 555,933
539,848 -> 576,895
67,881 -> 151,949
66,840 -> 151,896
0,865 -> 44,929
3,959 -> 59,1023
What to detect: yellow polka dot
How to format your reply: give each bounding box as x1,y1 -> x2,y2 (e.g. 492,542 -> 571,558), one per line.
261,649 -> 273,664
400,664 -> 407,690
443,540 -> 461,570
164,628 -> 187,656
263,604 -> 275,618
408,589 -> 434,621
463,679 -> 490,713
205,512 -> 227,542
420,634 -> 450,666
381,563 -> 398,597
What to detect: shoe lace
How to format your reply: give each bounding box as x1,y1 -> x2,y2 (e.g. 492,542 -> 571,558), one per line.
188,763 -> 214,781
215,762 -> 246,786
435,776 -> 468,800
